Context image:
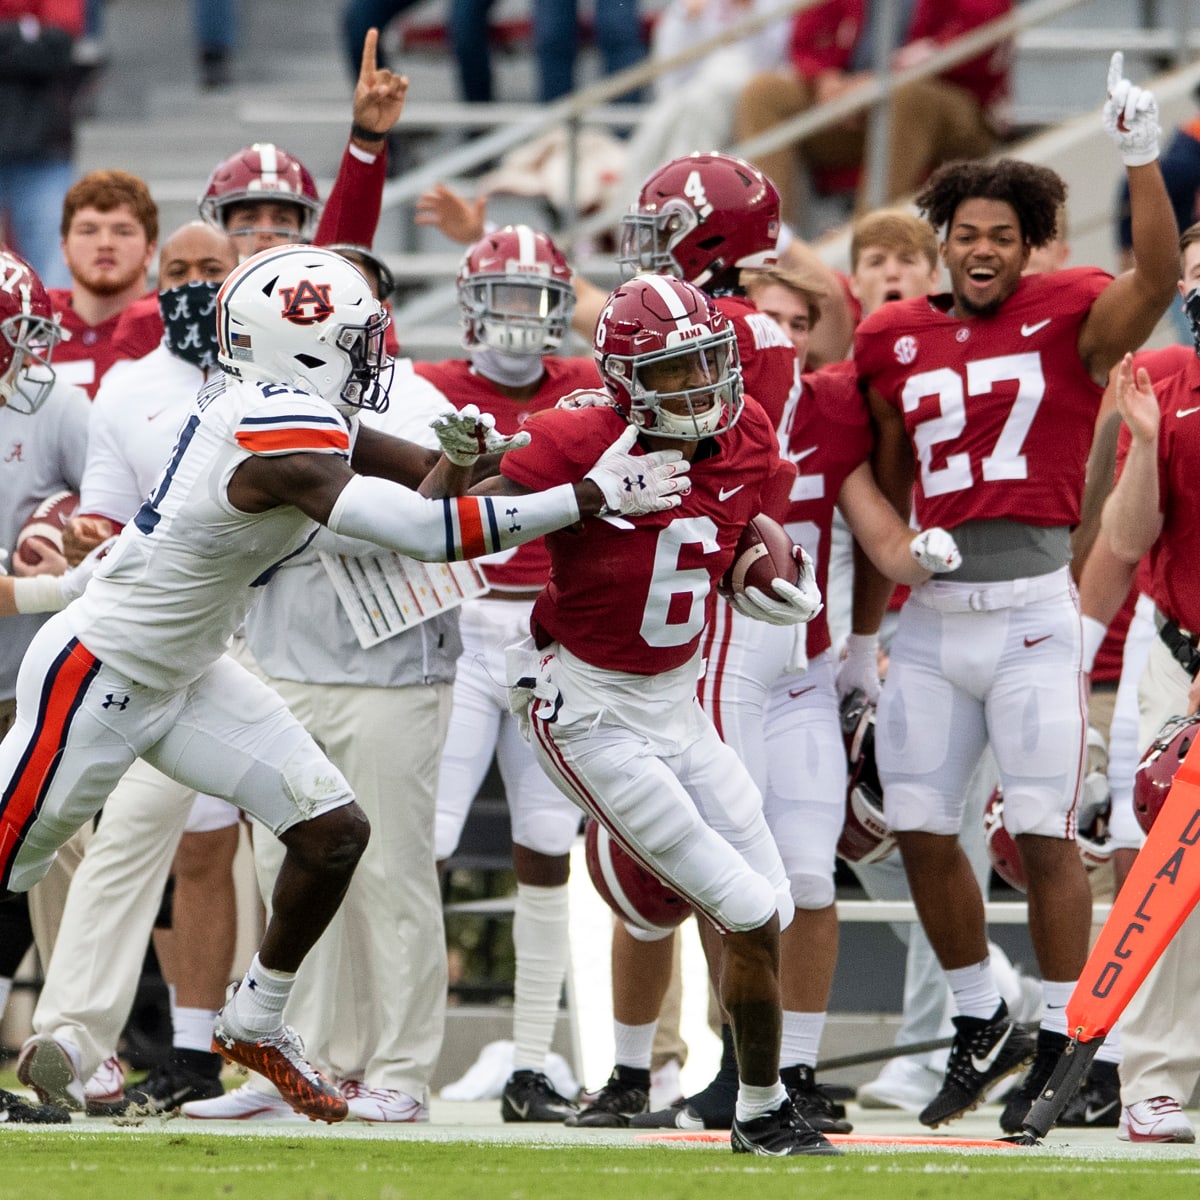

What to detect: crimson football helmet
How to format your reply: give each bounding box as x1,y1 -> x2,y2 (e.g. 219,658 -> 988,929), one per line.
584,819 -> 692,934
1133,713 -> 1200,834
199,143 -> 322,241
617,152 -> 780,288
0,250 -> 62,415
595,274 -> 742,440
216,245 -> 391,413
457,225 -> 575,355
836,689 -> 896,864
984,787 -> 1027,892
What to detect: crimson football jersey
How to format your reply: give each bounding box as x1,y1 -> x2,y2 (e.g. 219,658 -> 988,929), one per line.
415,356 -> 600,591
781,366 -> 873,659
855,267 -> 1110,531
714,293 -> 797,428
1116,346 -> 1200,632
502,398 -> 782,673
49,289 -> 161,399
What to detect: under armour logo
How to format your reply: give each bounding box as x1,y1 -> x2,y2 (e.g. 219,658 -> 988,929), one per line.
102,693 -> 130,711
622,474 -> 646,493
245,976 -> 257,990
506,507 -> 521,534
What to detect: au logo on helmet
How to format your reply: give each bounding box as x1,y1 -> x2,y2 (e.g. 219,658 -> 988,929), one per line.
279,280 -> 334,326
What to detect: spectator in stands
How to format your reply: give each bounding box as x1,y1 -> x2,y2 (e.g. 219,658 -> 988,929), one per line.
733,0 -> 1012,227
0,0 -> 86,289
195,0 -> 237,88
534,0 -> 646,103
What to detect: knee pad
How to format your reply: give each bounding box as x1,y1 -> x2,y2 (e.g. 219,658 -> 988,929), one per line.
790,872 -> 835,911
622,920 -> 676,944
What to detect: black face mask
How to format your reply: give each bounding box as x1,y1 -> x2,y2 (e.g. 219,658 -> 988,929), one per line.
1185,287 -> 1200,358
159,280 -> 221,370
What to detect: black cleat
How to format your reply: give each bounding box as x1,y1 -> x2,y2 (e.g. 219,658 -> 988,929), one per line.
731,1095 -> 842,1156
0,1086 -> 71,1124
999,1029 -> 1069,1134
630,1099 -> 711,1130
786,1065 -> 853,1134
500,1070 -> 579,1123
122,1053 -> 225,1115
1057,1059 -> 1121,1128
919,1002 -> 1036,1129
564,1068 -> 649,1128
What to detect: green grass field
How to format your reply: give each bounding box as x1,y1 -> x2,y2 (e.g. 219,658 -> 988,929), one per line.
3,1134 -> 1200,1200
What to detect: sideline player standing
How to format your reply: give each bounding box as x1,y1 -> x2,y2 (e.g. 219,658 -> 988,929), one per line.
854,53 -> 1178,1132
4,245 -> 689,1121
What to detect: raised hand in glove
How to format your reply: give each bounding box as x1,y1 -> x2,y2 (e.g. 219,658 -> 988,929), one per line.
584,425 -> 691,517
909,527 -> 961,574
1103,51 -> 1160,167
730,545 -> 822,626
431,403 -> 531,466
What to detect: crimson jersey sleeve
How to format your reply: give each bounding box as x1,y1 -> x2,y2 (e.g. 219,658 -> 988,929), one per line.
414,357 -> 602,590
110,294 -> 165,360
855,267 -> 1110,531
714,294 -> 797,429
781,367 -> 872,658
314,143 -> 386,248
1116,350 -> 1200,632
502,400 -> 781,673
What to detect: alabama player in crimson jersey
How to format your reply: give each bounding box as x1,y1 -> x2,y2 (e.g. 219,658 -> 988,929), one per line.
3,245 -> 689,1120
854,54 -> 1179,1134
415,225 -> 605,1124
492,273 -> 839,1157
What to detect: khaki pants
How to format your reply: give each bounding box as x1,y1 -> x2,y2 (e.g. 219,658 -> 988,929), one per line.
735,69 -> 995,226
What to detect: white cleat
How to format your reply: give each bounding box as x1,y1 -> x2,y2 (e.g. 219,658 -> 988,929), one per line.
181,1082 -> 305,1121
1118,1097 -> 1196,1143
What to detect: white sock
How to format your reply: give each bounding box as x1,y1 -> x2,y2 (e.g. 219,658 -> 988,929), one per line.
613,1020 -> 657,1071
511,882 -> 571,1072
735,1080 -> 788,1122
225,954 -> 295,1037
1040,979 -> 1076,1037
947,958 -> 1002,1020
172,1005 -> 219,1053
1095,1020 -> 1122,1065
780,1010 -> 825,1069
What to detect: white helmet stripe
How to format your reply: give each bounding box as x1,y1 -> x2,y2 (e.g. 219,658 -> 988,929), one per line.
257,143 -> 279,186
514,224 -> 536,266
641,272 -> 691,326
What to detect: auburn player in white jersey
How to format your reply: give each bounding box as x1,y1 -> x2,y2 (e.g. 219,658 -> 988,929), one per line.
854,54 -> 1179,1133
2,245 -> 690,1122
496,272 -> 833,1156
415,226 -> 603,1123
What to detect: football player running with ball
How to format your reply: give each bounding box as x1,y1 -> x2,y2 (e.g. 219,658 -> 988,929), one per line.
0,245 -> 689,1123
854,53 -> 1179,1133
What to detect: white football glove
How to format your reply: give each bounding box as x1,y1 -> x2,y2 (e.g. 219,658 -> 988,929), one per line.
583,425 -> 691,516
556,388 -> 618,411
730,545 -> 822,627
12,536 -> 115,613
909,527 -> 961,574
1103,51 -> 1160,167
431,404 -> 532,466
835,632 -> 880,703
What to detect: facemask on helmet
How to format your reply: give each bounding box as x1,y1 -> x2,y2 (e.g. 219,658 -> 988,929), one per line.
596,274 -> 743,440
216,246 -> 392,414
617,152 -> 780,288
836,689 -> 896,864
199,143 -> 322,243
458,225 -> 575,356
0,251 -> 61,415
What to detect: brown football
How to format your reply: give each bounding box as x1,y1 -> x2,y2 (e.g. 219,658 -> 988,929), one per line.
719,513 -> 798,599
15,491 -> 79,567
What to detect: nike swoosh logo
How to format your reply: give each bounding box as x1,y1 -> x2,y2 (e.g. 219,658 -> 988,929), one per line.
508,1098 -> 531,1119
1021,319 -> 1051,336
793,447 -> 818,463
1023,634 -> 1052,648
718,485 -> 744,502
1177,406 -> 1200,419
1085,1100 -> 1119,1123
971,1022 -> 1013,1074
788,685 -> 816,698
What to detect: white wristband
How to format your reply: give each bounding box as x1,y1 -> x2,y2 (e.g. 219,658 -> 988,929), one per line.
13,574 -> 66,614
1081,615 -> 1108,674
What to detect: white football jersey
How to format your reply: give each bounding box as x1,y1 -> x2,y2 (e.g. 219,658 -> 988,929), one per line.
65,374 -> 354,690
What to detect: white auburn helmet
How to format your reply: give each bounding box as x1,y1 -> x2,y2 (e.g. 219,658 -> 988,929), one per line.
216,246 -> 391,413
595,274 -> 742,440
836,689 -> 896,864
583,819 -> 692,935
0,250 -> 62,415
457,224 -> 575,356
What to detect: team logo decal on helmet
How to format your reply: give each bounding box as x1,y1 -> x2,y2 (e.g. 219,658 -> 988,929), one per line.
280,280 -> 335,326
